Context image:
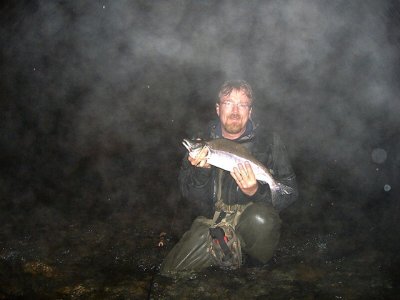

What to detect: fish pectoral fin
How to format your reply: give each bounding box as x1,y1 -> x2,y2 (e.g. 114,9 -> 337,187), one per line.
202,146 -> 211,158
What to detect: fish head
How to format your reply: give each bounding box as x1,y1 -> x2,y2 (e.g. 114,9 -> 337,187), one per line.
182,138 -> 207,158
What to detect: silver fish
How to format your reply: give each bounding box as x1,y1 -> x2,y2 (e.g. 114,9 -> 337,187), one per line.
182,138 -> 293,195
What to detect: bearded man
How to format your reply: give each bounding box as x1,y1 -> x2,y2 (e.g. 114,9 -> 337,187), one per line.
161,80 -> 298,276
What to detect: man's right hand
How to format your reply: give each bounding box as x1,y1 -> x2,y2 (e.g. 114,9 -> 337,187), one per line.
188,147 -> 211,168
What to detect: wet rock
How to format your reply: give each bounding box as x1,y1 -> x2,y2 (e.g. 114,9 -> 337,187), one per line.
23,261 -> 58,278
295,263 -> 326,282
57,282 -> 95,298
269,268 -> 296,282
103,278 -> 151,299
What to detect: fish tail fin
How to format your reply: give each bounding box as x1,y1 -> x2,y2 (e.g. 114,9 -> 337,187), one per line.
272,183 -> 294,195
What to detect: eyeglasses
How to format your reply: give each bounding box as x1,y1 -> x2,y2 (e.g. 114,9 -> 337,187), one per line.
220,101 -> 251,110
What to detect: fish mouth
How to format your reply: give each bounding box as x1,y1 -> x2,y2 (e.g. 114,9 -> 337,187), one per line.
182,139 -> 192,151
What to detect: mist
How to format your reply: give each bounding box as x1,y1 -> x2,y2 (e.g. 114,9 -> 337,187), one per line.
1,0 -> 399,298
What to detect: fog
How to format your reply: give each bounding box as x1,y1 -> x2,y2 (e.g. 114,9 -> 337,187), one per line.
0,0 -> 399,297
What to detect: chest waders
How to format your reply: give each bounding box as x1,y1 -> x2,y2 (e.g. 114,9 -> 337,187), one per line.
207,169 -> 249,269
160,171 -> 282,277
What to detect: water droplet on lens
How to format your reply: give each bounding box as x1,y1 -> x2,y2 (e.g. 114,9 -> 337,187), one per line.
371,148 -> 387,164
384,184 -> 391,192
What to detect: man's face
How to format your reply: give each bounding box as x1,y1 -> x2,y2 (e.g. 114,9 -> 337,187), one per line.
216,89 -> 252,139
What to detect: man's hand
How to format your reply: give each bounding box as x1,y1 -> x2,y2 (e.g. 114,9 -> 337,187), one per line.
231,161 -> 258,196
188,147 -> 211,168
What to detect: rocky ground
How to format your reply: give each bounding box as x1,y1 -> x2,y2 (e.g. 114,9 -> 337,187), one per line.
1,191 -> 398,299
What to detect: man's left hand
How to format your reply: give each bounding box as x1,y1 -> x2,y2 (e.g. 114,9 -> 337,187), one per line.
231,161 -> 258,196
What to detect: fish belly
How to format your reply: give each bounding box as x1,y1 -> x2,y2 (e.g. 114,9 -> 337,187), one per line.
208,151 -> 274,186
207,151 -> 243,172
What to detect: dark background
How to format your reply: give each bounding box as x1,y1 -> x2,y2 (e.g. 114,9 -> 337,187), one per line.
0,0 -> 399,293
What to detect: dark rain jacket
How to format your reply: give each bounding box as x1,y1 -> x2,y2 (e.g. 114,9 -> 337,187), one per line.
179,120 -> 298,218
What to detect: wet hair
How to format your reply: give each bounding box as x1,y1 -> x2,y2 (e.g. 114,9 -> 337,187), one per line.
217,80 -> 254,103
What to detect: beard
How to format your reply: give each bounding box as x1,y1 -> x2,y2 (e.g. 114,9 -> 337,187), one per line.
223,114 -> 245,134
